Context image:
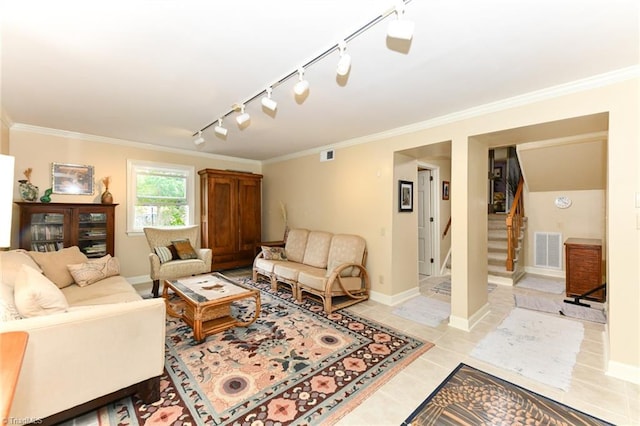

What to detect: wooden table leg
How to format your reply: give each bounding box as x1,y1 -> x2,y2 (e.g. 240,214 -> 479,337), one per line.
163,280 -> 180,318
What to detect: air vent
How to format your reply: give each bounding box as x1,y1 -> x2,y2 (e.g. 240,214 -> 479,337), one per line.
320,149 -> 335,162
534,232 -> 562,269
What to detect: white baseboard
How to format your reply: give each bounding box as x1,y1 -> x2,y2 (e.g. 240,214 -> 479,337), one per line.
606,360 -> 640,385
524,266 -> 565,278
449,302 -> 491,332
370,287 -> 420,307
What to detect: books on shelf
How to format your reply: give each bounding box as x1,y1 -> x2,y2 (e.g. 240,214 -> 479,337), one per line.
30,224 -> 64,241
79,213 -> 106,223
31,242 -> 64,252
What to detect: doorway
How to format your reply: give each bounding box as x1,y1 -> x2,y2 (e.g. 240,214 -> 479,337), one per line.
418,165 -> 438,276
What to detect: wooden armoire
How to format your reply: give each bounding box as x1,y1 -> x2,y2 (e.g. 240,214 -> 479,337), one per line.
198,169 -> 262,270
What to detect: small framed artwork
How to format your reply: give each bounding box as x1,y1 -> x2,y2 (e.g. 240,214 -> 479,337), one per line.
52,162 -> 95,195
398,180 -> 413,212
493,167 -> 502,179
442,181 -> 450,200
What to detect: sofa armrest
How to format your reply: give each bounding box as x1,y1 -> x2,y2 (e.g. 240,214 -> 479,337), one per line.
0,298 -> 166,420
197,248 -> 212,272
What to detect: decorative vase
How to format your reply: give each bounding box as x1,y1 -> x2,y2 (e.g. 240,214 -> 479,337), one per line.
101,189 -> 113,204
18,180 -> 39,202
39,188 -> 53,203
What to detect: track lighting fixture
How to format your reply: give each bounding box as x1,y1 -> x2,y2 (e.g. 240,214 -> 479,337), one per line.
214,119 -> 228,137
193,131 -> 205,145
261,87 -> 278,112
336,40 -> 351,76
387,1 -> 414,40
293,67 -> 309,96
193,1 -> 415,143
236,105 -> 250,126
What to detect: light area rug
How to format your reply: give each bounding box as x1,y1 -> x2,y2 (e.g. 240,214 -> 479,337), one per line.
432,279 -> 497,296
72,278 -> 433,425
514,294 -> 607,324
392,296 -> 451,327
403,363 -> 613,425
516,274 -> 565,294
470,308 -> 584,391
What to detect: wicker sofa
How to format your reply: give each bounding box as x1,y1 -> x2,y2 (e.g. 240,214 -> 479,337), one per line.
253,228 -> 370,313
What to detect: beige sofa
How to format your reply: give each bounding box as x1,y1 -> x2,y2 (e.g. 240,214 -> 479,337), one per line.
253,229 -> 370,313
0,248 -> 165,425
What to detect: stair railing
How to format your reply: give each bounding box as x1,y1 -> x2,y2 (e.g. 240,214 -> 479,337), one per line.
505,177 -> 525,271
442,216 -> 451,239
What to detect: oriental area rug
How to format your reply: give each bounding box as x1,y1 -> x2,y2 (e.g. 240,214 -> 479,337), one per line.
402,363 -> 613,426
89,277 -> 433,425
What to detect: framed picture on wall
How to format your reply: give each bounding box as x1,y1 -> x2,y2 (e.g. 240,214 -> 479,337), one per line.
398,180 -> 413,212
52,162 -> 95,195
442,181 -> 450,200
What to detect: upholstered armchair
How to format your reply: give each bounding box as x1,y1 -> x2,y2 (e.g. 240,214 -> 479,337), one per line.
143,225 -> 212,297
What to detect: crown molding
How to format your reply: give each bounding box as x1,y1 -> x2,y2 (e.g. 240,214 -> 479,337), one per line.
9,123 -> 261,166
264,65 -> 640,164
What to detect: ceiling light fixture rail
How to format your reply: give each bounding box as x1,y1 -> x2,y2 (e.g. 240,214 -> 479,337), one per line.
192,0 -> 413,143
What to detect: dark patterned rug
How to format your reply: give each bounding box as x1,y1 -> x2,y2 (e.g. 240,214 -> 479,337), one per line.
403,363 -> 614,426
85,277 -> 433,425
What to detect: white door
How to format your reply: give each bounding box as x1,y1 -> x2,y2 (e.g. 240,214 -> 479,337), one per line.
418,170 -> 434,275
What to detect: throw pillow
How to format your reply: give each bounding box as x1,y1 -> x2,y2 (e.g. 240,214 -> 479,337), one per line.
0,249 -> 43,288
14,264 -> 69,317
172,239 -> 198,260
0,282 -> 22,322
154,245 -> 178,264
28,246 -> 88,289
67,254 -> 121,287
261,246 -> 287,261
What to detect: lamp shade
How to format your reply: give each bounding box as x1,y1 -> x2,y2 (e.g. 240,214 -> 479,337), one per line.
294,79 -> 309,96
387,19 -> 415,40
214,125 -> 228,137
261,96 -> 278,112
236,111 -> 251,126
0,154 -> 15,247
336,52 -> 352,76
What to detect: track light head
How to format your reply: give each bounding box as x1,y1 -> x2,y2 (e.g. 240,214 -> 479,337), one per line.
336,41 -> 351,76
387,1 -> 414,40
294,67 -> 309,96
214,119 -> 228,137
194,131 -> 205,145
236,105 -> 251,126
261,87 -> 278,112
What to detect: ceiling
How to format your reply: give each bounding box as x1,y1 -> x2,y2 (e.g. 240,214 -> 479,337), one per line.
1,1 -> 638,162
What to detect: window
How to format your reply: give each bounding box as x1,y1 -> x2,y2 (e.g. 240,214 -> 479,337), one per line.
127,160 -> 195,233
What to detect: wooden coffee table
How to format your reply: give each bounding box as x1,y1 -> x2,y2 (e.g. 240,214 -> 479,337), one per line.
163,272 -> 261,342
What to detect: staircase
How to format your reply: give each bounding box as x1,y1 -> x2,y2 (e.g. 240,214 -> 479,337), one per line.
488,213 -> 526,285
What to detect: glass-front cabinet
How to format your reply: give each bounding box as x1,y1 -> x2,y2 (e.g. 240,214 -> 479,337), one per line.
16,202 -> 117,258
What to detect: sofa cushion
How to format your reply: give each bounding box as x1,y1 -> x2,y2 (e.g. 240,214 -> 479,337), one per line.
154,245 -> 178,263
67,255 -> 121,287
172,239 -> 198,260
62,275 -> 142,306
274,262 -> 321,282
14,264 -> 69,317
302,231 -> 332,268
284,229 -> 309,263
254,257 -> 287,274
298,272 -> 364,294
327,234 -> 366,277
28,246 -> 88,289
261,246 -> 287,261
0,249 -> 43,288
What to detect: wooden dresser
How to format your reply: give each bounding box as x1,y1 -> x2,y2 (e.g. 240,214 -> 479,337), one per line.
564,238 -> 604,302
